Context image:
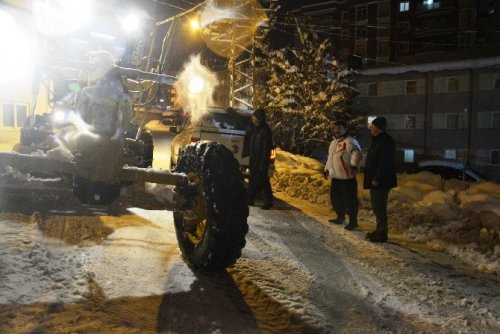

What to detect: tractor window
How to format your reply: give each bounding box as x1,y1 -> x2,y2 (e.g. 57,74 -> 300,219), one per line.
201,113 -> 250,131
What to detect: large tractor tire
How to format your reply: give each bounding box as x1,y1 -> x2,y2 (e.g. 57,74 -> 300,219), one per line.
173,142 -> 249,271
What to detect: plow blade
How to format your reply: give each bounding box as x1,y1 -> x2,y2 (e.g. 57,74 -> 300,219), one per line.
0,152 -> 75,176
0,152 -> 186,186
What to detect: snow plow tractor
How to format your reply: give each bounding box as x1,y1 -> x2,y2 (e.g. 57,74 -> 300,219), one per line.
0,66 -> 249,271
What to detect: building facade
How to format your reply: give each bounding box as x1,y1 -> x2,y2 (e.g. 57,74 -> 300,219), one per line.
291,0 -> 498,67
356,60 -> 500,181
0,2 -> 50,151
290,0 -> 500,181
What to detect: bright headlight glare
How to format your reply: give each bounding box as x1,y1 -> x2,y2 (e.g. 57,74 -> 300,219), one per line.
52,110 -> 66,123
122,12 -> 141,33
189,18 -> 201,31
0,10 -> 32,82
188,77 -> 205,94
33,0 -> 92,36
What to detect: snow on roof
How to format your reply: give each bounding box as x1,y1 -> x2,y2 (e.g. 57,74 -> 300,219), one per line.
360,57 -> 500,76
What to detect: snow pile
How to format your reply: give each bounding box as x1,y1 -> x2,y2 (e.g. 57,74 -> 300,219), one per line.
272,149 -> 500,274
0,166 -> 64,189
46,146 -> 74,163
9,145 -> 74,163
271,149 -> 330,207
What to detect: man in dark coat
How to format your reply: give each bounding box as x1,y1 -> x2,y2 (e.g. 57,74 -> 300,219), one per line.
363,117 -> 397,243
244,109 -> 274,209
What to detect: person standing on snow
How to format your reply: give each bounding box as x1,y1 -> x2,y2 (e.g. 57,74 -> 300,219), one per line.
244,109 -> 274,210
363,117 -> 397,243
324,120 -> 362,230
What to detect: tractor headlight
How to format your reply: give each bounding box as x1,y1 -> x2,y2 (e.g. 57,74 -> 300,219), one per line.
52,110 -> 66,124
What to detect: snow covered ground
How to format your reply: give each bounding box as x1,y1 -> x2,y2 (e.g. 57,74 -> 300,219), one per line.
271,148 -> 500,275
0,147 -> 499,333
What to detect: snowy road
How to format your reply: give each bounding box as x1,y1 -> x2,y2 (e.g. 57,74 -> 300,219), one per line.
0,190 -> 499,333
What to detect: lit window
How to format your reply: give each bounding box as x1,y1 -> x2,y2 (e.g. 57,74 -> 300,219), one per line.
447,78 -> 459,92
16,104 -> 28,127
423,0 -> 440,10
404,115 -> 416,129
368,83 -> 378,97
445,113 -> 459,129
404,149 -> 414,163
2,103 -> 15,127
492,112 -> 500,128
400,2 -> 409,12
406,80 -> 417,95
444,149 -> 457,159
2,103 -> 29,128
491,151 -> 500,165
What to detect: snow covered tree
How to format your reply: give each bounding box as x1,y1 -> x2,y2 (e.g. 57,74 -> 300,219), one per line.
255,32 -> 361,154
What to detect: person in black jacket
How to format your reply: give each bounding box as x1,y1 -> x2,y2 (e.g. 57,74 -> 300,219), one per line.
363,117 -> 397,243
244,109 -> 274,209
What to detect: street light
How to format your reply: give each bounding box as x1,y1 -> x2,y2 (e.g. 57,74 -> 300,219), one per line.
189,17 -> 201,32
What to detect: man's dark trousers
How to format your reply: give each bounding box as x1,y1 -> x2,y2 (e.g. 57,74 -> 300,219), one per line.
330,178 -> 358,224
248,168 -> 273,206
370,188 -> 390,234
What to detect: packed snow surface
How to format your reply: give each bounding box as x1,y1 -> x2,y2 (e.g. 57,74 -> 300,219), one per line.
271,148 -> 500,275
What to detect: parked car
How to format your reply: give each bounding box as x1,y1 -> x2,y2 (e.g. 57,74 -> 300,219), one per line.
411,159 -> 485,182
170,108 -> 275,176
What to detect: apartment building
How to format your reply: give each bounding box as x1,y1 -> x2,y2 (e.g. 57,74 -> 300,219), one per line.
356,59 -> 500,181
290,1 -> 500,180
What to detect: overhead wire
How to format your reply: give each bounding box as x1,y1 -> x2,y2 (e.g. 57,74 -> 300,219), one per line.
151,0 -> 188,12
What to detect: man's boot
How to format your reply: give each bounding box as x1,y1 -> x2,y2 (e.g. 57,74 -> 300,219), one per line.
368,230 -> 388,243
344,222 -> 358,230
345,213 -> 358,230
328,218 -> 344,225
